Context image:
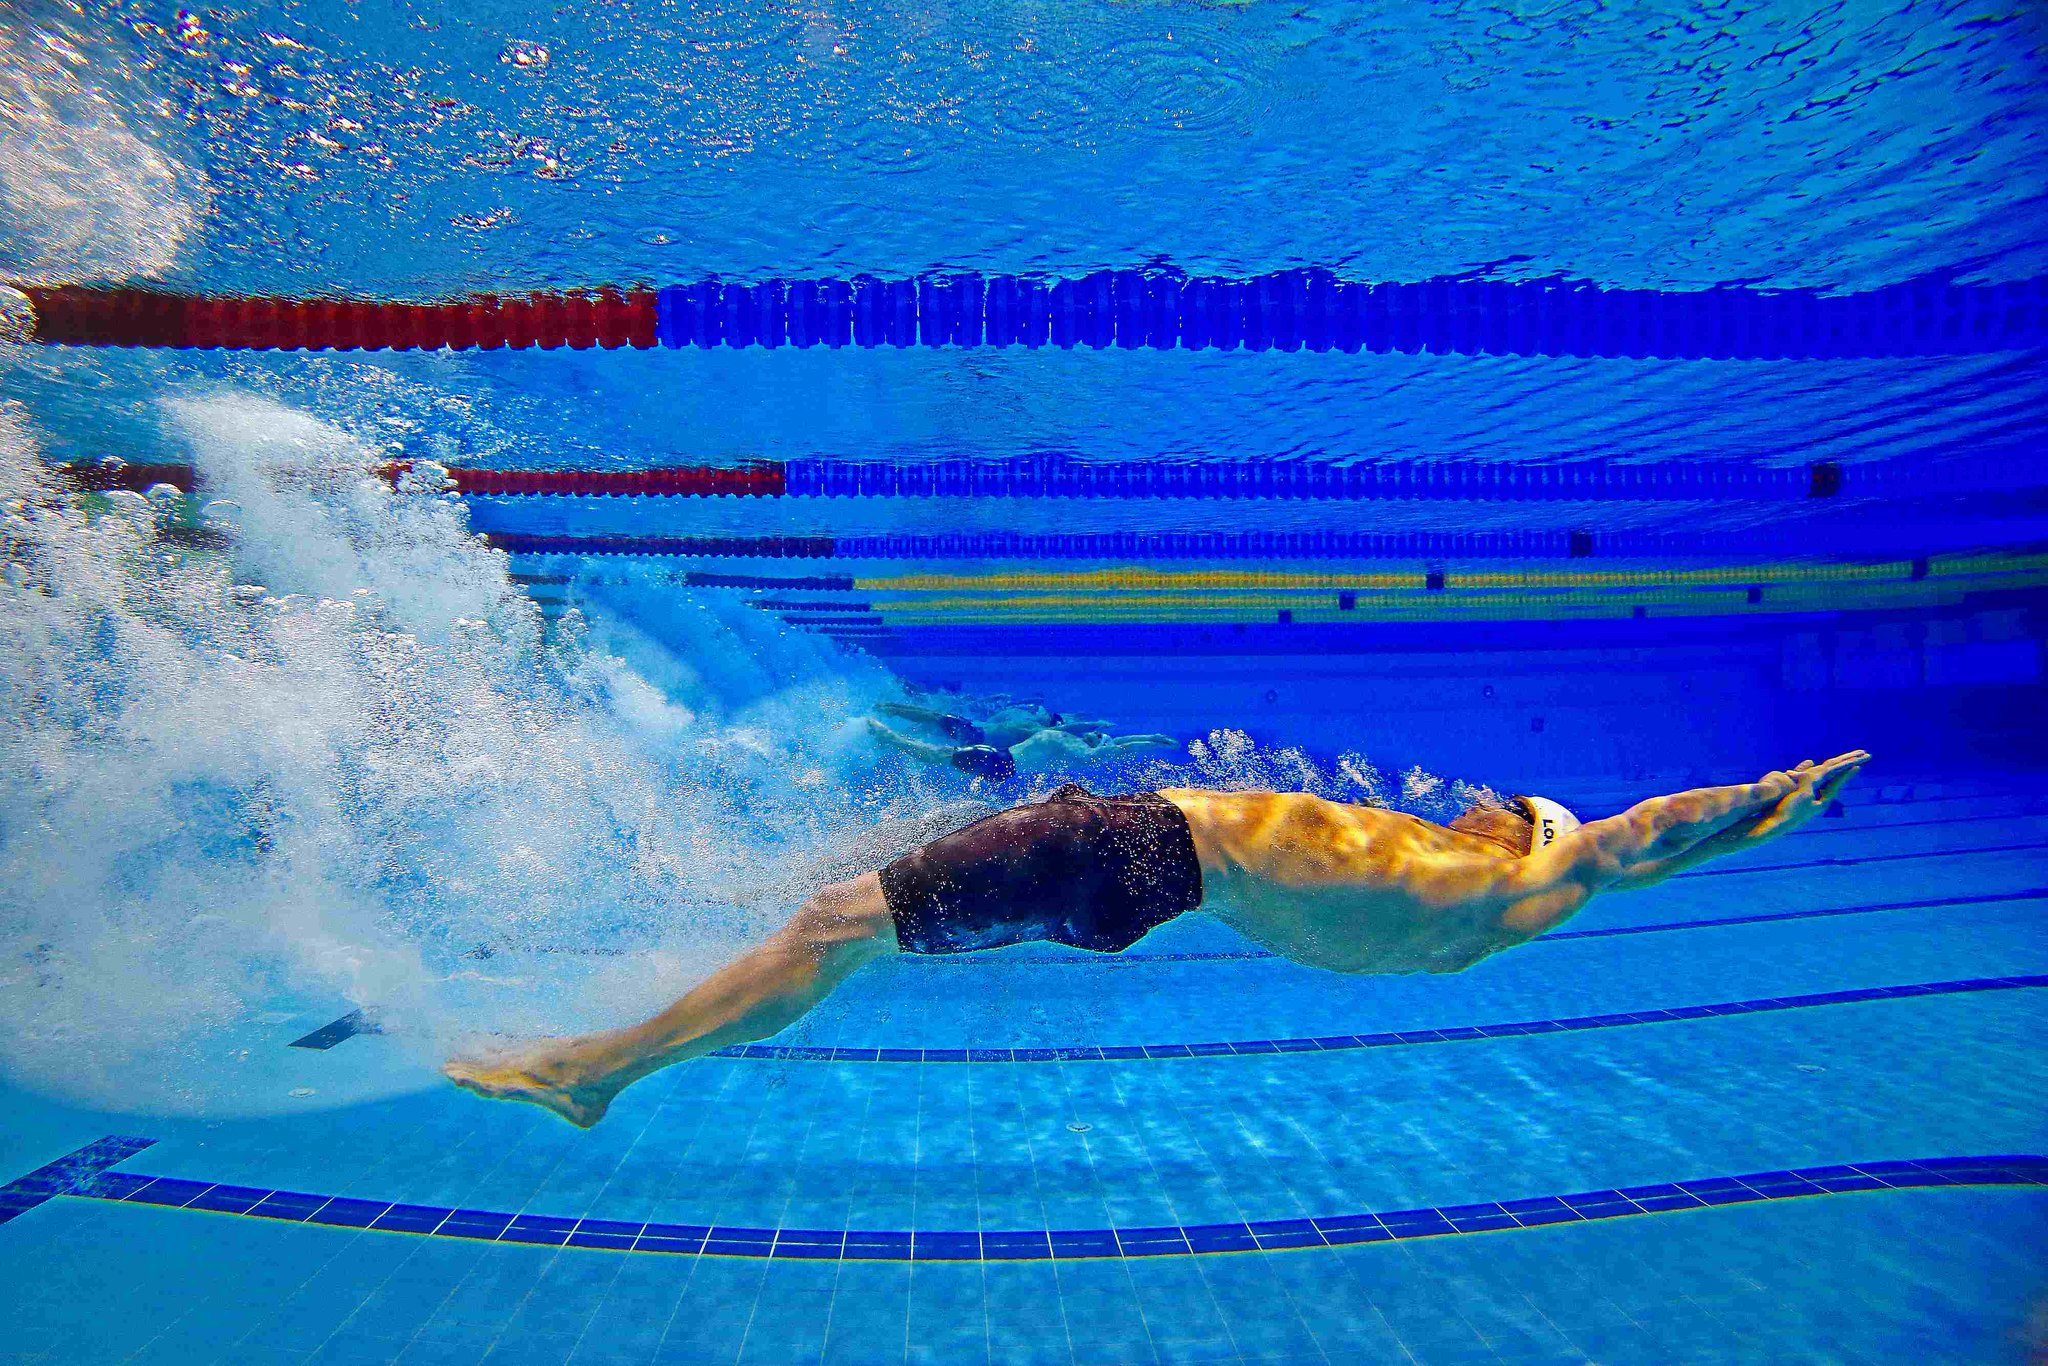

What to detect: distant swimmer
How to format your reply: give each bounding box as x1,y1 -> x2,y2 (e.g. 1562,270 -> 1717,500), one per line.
445,750 -> 1869,1127
865,696 -> 1177,780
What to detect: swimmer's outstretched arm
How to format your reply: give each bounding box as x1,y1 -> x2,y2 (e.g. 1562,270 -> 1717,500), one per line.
445,875 -> 899,1128
865,716 -> 958,765
1496,750 -> 1870,937
1599,752 -> 1870,889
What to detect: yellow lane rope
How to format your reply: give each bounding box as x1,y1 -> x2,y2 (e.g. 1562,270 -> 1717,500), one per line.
853,552 -> 2048,596
846,570 -> 2047,626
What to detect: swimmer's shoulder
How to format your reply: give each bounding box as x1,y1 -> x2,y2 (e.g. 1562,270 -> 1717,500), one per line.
1157,788 -> 1408,838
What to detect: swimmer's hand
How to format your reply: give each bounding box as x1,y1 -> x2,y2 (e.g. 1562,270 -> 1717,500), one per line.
1563,750 -> 1872,900
1718,749 -> 1870,848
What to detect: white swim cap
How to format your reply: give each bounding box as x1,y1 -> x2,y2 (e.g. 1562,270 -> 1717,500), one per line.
1517,796 -> 1581,851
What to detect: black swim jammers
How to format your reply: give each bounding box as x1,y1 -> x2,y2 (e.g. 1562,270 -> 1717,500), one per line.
880,784 -> 1206,954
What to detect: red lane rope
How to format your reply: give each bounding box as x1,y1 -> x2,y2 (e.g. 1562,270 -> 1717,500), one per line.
56,461 -> 786,497
382,461 -> 787,497
22,286 -> 659,351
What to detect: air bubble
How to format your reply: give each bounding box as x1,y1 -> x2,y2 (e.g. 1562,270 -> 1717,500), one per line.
500,39 -> 549,70
100,488 -> 153,522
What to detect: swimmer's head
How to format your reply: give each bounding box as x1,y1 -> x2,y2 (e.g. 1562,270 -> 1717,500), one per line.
1447,798 -> 1534,857
949,744 -> 1016,782
1512,795 -> 1582,851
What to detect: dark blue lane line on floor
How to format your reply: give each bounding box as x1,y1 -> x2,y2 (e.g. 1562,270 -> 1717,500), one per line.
716,975 -> 2048,1063
21,1143 -> 2044,1261
1547,889 -> 2045,940
289,1009 -> 383,1050
896,887 -> 2048,967
1678,839 -> 2046,880
279,821 -> 2046,1050
0,1136 -> 156,1226
287,885 -> 2048,1051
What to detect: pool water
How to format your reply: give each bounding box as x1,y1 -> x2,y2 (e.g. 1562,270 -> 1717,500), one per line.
1,0 -> 2045,1363
2,786 -> 2045,1363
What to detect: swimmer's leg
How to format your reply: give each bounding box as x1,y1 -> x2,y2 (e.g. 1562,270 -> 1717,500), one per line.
443,873 -> 898,1128
874,700 -> 950,727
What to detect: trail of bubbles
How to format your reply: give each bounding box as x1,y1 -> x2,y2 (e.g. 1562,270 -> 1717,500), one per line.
1122,726 -> 1502,821
0,16 -> 205,281
0,391 -> 901,1116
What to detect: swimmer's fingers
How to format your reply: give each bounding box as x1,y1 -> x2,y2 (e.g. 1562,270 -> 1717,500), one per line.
1787,751 -> 1867,803
1736,757 -> 1839,841
1752,752 -> 1868,838
1812,753 -> 1869,804
1802,751 -> 1869,797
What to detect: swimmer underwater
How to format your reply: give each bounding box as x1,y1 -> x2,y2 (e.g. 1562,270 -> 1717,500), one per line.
446,749 -> 1870,1127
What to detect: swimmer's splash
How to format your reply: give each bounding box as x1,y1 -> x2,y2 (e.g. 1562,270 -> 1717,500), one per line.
0,392 -> 896,1115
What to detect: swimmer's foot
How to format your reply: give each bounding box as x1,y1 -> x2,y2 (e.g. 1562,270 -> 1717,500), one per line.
442,1043 -> 618,1129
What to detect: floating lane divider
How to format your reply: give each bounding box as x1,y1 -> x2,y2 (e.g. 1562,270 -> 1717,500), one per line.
662,557 -> 2048,639
15,270 -> 2045,358
63,454 -> 2046,501
730,555 -> 2048,632
688,554 -> 2047,591
484,530 -> 2048,564
65,456 -> 1926,502
55,462 -> 2048,569
821,575 -> 2047,623
10,1138 -> 2042,1260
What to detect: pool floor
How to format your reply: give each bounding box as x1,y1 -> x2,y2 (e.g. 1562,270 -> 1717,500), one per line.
2,782 -> 2043,1365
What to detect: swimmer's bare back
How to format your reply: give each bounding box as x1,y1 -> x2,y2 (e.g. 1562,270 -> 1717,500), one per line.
445,751 -> 1867,1127
1159,749 -> 1869,976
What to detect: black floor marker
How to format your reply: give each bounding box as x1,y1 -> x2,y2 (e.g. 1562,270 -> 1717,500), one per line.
289,1010 -> 381,1050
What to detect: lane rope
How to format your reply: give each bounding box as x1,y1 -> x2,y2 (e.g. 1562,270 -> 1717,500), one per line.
14,269 -> 2044,358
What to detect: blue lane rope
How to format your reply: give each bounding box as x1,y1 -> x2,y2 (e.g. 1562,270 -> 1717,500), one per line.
64,453 -> 2048,504
487,528 -> 2048,561
776,457 -> 1848,500
655,269 -> 2045,358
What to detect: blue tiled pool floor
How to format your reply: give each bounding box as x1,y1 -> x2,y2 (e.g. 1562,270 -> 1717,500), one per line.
2,791 -> 2042,1363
